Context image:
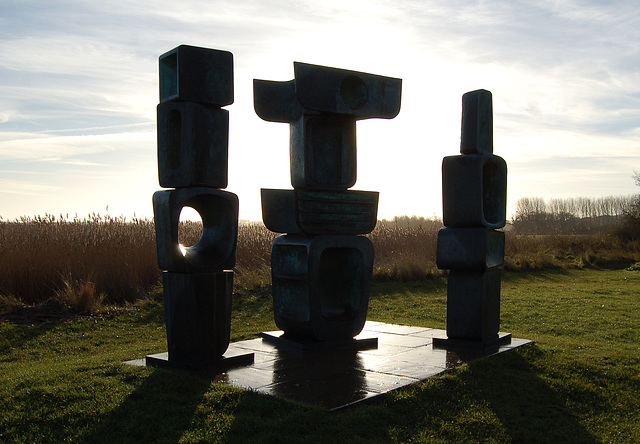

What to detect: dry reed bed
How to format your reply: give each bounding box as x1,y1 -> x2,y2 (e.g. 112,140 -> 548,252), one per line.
1,215 -> 638,307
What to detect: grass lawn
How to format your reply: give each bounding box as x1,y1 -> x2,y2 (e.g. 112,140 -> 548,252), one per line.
1,268 -> 638,443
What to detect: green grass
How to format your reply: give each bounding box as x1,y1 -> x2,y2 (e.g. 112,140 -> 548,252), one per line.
1,269 -> 639,443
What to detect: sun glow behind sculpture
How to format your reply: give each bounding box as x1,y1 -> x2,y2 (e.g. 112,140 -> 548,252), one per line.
0,1 -> 638,222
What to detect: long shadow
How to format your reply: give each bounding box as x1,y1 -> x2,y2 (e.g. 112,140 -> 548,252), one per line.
464,347 -> 598,442
80,367 -> 211,443
379,345 -> 599,443
73,344 -> 601,442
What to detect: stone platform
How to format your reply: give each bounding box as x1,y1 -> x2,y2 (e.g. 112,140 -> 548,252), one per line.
129,321 -> 531,411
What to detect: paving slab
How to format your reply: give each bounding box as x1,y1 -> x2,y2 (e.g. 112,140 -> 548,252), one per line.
129,321 -> 532,411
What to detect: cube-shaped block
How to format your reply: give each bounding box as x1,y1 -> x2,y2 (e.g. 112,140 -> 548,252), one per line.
163,271 -> 232,363
153,188 -> 238,272
159,45 -> 233,105
436,228 -> 504,271
446,269 -> 501,342
460,89 -> 493,154
261,188 -> 379,235
157,102 -> 229,188
290,115 -> 356,190
271,234 -> 374,341
442,153 -> 507,228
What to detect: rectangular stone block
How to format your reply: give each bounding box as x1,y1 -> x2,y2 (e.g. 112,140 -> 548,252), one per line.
436,228 -> 504,271
271,234 -> 374,341
442,153 -> 507,228
261,188 -> 378,235
460,89 -> 493,154
290,115 -> 356,190
153,188 -> 238,272
446,269 -> 501,342
293,62 -> 402,119
157,102 -> 228,188
159,45 -> 233,105
163,271 -> 232,364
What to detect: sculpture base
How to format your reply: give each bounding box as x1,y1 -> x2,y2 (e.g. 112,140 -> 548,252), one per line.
261,330 -> 378,355
144,351 -> 254,372
432,332 -> 512,351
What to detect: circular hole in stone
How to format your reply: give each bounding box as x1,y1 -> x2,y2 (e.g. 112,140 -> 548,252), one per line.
340,76 -> 368,110
178,206 -> 203,255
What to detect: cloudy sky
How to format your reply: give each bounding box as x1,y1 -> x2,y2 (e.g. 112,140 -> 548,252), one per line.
1,0 -> 638,222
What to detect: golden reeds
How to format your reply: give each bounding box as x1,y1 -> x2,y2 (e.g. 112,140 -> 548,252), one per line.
1,214 -> 638,308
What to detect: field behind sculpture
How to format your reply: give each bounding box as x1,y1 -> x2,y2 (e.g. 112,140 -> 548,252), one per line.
0,268 -> 638,442
1,214 -> 639,307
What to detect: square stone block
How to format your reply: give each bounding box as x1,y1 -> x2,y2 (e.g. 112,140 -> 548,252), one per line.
163,271 -> 232,364
446,269 -> 501,342
460,89 -> 493,154
261,188 -> 378,235
159,44 -> 233,106
290,115 -> 356,190
442,153 -> 507,228
157,102 -> 228,188
153,188 -> 238,272
271,234 -> 374,341
436,228 -> 504,271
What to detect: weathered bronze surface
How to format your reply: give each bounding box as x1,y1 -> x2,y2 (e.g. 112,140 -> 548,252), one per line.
437,89 -> 508,347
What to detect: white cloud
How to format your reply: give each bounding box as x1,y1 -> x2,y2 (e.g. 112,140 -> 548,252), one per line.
0,0 -> 639,220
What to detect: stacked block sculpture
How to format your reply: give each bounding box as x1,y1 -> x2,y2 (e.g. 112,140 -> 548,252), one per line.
435,89 -> 510,348
150,45 -> 249,368
254,63 -> 402,341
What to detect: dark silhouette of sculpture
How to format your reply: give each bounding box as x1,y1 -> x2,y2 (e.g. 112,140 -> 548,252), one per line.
149,45 -> 252,369
255,63 -> 402,341
435,89 -> 511,348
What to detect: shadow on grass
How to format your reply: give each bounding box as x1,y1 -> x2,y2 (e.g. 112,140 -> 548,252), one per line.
80,368 -> 211,443
78,345 -> 598,443
380,345 -> 598,442
464,347 -> 598,443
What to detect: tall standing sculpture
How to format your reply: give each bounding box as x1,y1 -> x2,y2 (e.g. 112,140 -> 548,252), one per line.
148,45 -> 251,369
254,63 -> 402,342
435,89 -> 511,348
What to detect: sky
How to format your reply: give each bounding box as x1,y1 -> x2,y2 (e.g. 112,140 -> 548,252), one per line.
1,0 -> 639,222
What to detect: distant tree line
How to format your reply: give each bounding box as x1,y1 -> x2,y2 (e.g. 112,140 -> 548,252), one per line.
512,194 -> 638,234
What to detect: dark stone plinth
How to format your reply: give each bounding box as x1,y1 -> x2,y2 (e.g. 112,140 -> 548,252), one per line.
442,153 -> 507,228
436,227 -> 505,271
445,269 -> 501,342
460,89 -> 493,155
433,332 -> 512,351
163,271 -> 233,363
145,350 -> 254,372
159,45 -> 233,105
197,322 -> 531,411
261,188 -> 379,235
157,102 -> 229,188
271,234 -> 374,341
153,188 -> 238,272
261,330 -> 378,355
